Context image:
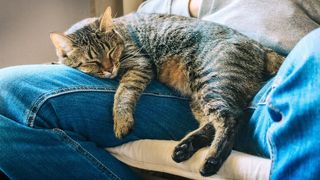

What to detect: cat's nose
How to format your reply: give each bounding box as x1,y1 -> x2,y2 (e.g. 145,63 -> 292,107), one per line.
104,66 -> 113,73
102,60 -> 113,73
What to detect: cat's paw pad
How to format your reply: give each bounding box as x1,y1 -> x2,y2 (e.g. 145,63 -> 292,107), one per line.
200,157 -> 222,176
172,141 -> 194,162
113,115 -> 134,139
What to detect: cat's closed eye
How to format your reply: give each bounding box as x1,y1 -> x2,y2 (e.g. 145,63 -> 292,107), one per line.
78,63 -> 98,73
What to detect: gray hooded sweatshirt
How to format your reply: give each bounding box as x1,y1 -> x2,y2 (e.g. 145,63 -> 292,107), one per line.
138,0 -> 320,55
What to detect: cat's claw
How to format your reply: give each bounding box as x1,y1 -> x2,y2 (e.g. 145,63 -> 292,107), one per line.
179,144 -> 188,150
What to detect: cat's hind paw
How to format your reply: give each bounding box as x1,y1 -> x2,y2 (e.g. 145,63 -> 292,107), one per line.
199,136 -> 233,176
172,142 -> 194,162
172,123 -> 215,163
200,157 -> 222,176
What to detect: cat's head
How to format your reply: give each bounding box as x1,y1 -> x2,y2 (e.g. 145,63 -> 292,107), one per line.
50,7 -> 124,79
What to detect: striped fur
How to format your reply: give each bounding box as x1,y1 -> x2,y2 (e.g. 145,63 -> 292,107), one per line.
50,8 -> 284,176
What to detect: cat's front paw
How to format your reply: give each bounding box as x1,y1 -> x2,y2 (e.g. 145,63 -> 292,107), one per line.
113,113 -> 134,139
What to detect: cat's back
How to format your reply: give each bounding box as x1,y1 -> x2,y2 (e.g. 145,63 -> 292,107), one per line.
114,13 -> 271,99
117,13 -> 240,40
116,13 -> 263,55
115,13 -> 260,62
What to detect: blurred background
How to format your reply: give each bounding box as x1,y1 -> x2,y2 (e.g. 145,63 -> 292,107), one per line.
0,0 -> 144,68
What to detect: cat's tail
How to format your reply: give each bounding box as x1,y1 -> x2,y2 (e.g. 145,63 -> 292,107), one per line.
264,48 -> 285,76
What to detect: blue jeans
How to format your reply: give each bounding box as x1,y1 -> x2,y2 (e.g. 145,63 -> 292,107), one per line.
0,65 -> 198,179
1,29 -> 320,179
235,28 -> 320,179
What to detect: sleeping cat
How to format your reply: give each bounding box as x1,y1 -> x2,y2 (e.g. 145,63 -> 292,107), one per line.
50,7 -> 284,176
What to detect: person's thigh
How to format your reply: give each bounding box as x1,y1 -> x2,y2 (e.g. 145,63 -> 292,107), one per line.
265,28 -> 320,179
233,78 -> 274,158
0,64 -> 199,179
0,64 -> 198,146
235,28 -> 320,179
0,114 -> 135,179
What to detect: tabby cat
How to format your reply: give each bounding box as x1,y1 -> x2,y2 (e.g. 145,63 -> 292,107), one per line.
50,7 -> 284,176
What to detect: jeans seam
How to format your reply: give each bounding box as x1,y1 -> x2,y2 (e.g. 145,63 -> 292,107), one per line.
266,101 -> 284,179
52,128 -> 120,180
266,124 -> 276,180
26,86 -> 189,127
264,76 -> 284,179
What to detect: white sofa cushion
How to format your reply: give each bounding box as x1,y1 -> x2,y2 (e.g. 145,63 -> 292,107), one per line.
107,140 -> 271,180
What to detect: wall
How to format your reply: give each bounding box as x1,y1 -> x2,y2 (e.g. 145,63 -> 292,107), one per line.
123,0 -> 144,14
91,0 -> 144,17
0,0 -> 144,68
0,0 -> 91,68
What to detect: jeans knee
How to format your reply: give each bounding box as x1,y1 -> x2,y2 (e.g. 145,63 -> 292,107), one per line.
304,28 -> 320,44
0,66 -> 22,92
0,66 -> 26,109
0,65 -> 51,125
0,65 -> 42,95
294,28 -> 320,57
277,28 -> 320,76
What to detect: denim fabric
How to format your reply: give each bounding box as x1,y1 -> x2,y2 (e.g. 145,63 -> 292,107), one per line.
0,65 -> 199,179
235,28 -> 320,179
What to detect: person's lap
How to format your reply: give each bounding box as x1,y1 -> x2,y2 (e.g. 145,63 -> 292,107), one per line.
0,65 -> 198,179
0,64 -> 199,141
1,28 -> 320,179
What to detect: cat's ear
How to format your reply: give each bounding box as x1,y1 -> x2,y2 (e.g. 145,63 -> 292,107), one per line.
50,33 -> 73,55
100,6 -> 113,32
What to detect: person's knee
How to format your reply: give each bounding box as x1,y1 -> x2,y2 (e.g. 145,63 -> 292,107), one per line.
0,65 -> 54,125
0,65 -> 40,102
0,66 -> 30,108
304,28 -> 320,42
0,65 -> 45,94
0,66 -> 24,92
278,28 -> 320,73
294,28 -> 320,55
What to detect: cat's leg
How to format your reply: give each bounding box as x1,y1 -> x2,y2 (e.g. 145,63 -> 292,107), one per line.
172,99 -> 215,162
173,88 -> 241,176
172,100 -> 238,176
113,58 -> 153,138
194,86 -> 241,176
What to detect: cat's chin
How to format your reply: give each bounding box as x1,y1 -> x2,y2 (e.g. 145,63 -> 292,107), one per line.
96,72 -> 117,79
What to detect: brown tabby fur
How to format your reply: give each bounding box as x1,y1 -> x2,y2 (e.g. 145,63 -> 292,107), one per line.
50,7 -> 284,176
